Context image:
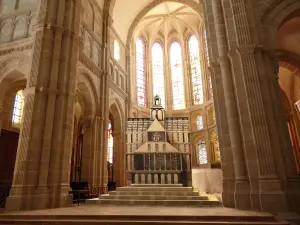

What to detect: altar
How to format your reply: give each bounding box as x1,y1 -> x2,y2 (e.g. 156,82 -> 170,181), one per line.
126,96 -> 192,186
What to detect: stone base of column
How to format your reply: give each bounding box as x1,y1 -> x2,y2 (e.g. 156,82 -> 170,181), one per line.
285,177 -> 300,214
5,189 -> 72,212
259,179 -> 288,214
222,180 -> 235,208
5,194 -> 24,212
234,179 -> 251,210
100,185 -> 108,195
250,190 -> 261,211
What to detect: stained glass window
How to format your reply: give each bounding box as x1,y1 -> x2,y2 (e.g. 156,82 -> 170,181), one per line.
188,35 -> 204,105
107,122 -> 113,163
136,38 -> 146,107
12,90 -> 24,124
203,30 -> 210,66
170,41 -> 185,110
198,140 -> 208,164
152,42 -> 165,107
114,40 -> 120,61
197,115 -> 203,130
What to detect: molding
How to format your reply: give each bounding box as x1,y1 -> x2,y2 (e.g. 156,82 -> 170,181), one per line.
0,42 -> 33,56
108,79 -> 128,100
79,52 -> 103,78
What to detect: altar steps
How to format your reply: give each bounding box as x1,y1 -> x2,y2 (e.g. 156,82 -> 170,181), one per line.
0,213 -> 290,225
86,184 -> 221,206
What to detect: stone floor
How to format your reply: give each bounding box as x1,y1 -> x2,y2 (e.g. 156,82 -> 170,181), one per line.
3,204 -> 271,217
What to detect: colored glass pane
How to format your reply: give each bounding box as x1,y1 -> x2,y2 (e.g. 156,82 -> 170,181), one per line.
152,42 -> 165,107
197,115 -> 203,130
170,41 -> 185,110
188,35 -> 204,105
12,90 -> 24,124
107,122 -> 113,163
114,40 -> 120,61
198,140 -> 208,164
136,38 -> 146,107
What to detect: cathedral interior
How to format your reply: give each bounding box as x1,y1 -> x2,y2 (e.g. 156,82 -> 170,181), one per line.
0,0 -> 300,223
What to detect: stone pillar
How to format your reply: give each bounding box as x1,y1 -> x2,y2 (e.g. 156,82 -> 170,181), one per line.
259,51 -> 300,213
98,7 -> 112,195
211,0 -> 251,209
81,118 -> 93,184
93,116 -> 104,196
5,0 -> 81,211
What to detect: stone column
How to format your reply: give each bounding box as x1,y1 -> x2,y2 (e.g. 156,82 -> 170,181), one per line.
93,116 -> 104,195
260,51 -> 300,213
211,0 -> 250,209
81,118 -> 93,184
6,0 -> 82,211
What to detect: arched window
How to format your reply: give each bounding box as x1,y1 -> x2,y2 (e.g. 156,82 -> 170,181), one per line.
197,115 -> 203,130
136,37 -> 146,107
114,40 -> 120,61
152,42 -> 165,107
170,41 -> 185,110
188,35 -> 204,105
198,140 -> 208,164
107,122 -> 113,163
12,90 -> 24,125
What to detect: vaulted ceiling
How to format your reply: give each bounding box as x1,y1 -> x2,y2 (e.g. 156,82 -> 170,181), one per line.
110,0 -> 201,43
135,2 -> 201,42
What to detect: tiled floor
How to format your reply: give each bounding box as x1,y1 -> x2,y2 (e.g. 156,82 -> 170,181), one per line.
4,204 -> 271,217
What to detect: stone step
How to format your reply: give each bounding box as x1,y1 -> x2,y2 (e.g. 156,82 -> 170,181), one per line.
116,186 -> 193,192
109,191 -> 200,196
130,184 -> 183,187
0,214 -> 288,225
98,195 -> 208,201
87,199 -> 221,206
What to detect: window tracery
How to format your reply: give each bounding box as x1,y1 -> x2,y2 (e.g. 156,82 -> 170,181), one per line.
12,90 -> 24,125
152,42 -> 165,107
188,35 -> 204,105
136,37 -> 146,107
170,41 -> 185,110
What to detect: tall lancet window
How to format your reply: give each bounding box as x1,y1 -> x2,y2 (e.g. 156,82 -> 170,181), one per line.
12,90 -> 24,125
198,140 -> 208,165
188,35 -> 204,105
152,42 -> 165,107
107,122 -> 113,163
170,41 -> 185,110
136,37 -> 146,107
